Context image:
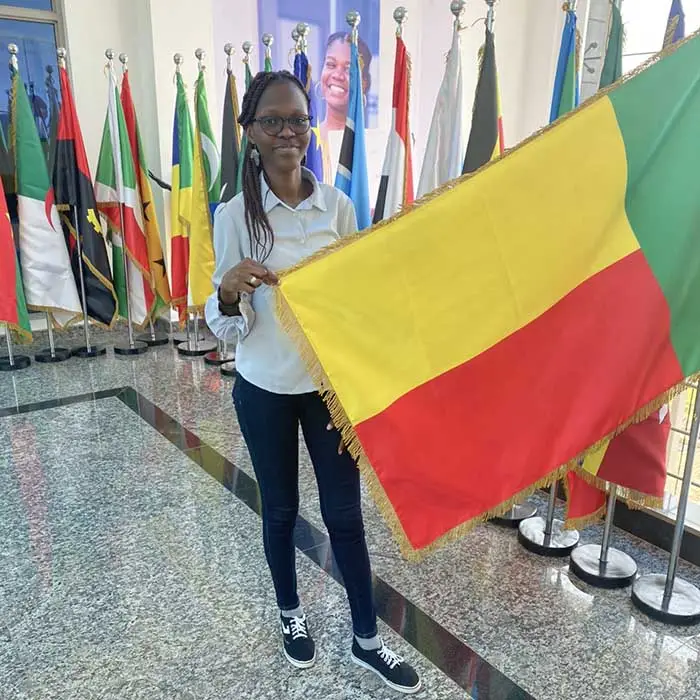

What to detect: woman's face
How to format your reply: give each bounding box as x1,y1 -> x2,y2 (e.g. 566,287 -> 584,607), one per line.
247,81 -> 311,174
321,39 -> 351,115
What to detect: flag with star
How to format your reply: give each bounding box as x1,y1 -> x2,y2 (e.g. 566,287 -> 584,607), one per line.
120,68 -> 171,314
294,47 -> 327,183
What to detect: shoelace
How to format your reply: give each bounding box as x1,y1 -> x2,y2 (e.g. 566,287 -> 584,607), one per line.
289,616 -> 309,641
377,642 -> 403,670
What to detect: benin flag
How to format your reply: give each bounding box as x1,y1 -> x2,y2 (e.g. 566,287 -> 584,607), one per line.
277,33 -> 700,556
54,64 -> 118,328
565,408 -> 671,528
373,34 -> 413,223
462,26 -> 504,175
120,70 -> 171,314
170,70 -> 194,315
95,66 -> 154,327
0,178 -> 30,340
12,68 -> 81,328
188,66 -> 219,311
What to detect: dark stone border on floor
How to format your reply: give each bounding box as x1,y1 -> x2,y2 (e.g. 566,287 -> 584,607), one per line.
0,387 -> 533,700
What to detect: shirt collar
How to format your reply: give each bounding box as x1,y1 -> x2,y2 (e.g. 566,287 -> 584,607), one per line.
259,167 -> 327,214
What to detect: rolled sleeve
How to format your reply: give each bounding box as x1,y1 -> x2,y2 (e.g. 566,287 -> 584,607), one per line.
204,203 -> 255,342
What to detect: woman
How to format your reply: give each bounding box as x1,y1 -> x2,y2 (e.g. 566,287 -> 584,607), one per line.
205,70 -> 421,695
319,31 -> 373,133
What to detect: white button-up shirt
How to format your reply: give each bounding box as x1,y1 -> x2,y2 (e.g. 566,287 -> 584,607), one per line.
205,168 -> 358,394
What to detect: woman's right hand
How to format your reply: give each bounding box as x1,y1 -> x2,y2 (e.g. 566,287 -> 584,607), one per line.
219,258 -> 279,304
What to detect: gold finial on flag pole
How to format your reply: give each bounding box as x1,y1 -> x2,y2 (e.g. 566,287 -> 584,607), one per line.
296,22 -> 310,53
262,33 -> 274,61
346,10 -> 361,45
224,43 -> 235,72
394,7 -> 408,37
195,48 -> 206,72
57,47 -> 67,69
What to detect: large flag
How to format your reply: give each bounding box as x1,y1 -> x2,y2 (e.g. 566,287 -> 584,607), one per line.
0,177 -> 31,340
599,1 -> 623,89
334,36 -> 371,230
462,25 -> 505,175
120,70 -> 171,314
664,0 -> 685,48
373,33 -> 413,223
54,63 -> 118,328
276,33 -> 700,557
566,408 -> 671,528
95,66 -> 153,327
188,66 -> 219,311
294,48 -> 326,183
235,61 -> 254,195
550,6 -> 579,122
12,67 -> 81,327
417,22 -> 468,197
170,70 -> 194,315
220,62 -> 242,203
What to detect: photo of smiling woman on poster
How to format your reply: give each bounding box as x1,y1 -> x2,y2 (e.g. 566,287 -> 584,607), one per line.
319,31 -> 373,135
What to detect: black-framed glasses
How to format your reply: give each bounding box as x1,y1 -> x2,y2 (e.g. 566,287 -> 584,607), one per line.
253,115 -> 312,136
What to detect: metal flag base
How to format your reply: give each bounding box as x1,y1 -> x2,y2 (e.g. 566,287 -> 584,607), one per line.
136,332 -> 170,347
177,339 -> 217,357
0,354 -> 31,371
204,350 -> 235,366
171,331 -> 205,344
35,347 -> 72,363
220,360 -> 237,377
493,502 -> 538,528
114,341 -> 149,356
632,574 -> 700,625
570,544 -> 637,588
72,345 -> 107,358
518,516 -> 580,557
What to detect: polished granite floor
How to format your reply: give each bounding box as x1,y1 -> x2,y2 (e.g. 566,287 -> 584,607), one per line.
3,332 -> 700,699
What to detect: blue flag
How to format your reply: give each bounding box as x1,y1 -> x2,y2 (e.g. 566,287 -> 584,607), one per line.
334,39 -> 371,230
664,0 -> 685,48
549,8 -> 579,123
294,51 -> 324,183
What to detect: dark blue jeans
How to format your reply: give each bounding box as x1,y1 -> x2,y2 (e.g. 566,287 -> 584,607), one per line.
233,374 -> 378,638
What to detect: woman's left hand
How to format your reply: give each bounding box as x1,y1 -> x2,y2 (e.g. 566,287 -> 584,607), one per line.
327,421 -> 344,455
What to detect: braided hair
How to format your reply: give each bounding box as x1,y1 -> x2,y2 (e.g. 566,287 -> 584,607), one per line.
237,70 -> 311,262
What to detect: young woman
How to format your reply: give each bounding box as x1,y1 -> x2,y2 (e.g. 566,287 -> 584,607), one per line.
205,71 -> 421,695
319,31 -> 373,134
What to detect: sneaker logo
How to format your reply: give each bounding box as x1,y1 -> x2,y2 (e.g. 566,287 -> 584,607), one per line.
282,622 -> 291,635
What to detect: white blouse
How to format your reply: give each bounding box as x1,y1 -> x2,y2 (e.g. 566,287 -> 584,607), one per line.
204,168 -> 358,394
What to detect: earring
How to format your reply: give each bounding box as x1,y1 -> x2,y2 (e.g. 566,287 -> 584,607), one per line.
250,146 -> 260,167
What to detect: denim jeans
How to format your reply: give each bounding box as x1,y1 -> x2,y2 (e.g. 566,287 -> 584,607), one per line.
233,374 -> 378,638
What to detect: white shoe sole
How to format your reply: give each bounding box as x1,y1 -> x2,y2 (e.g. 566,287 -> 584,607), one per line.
283,645 -> 317,669
351,652 -> 422,695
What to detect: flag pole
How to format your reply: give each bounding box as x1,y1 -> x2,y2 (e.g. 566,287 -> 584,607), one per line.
34,311 -> 71,363
106,49 -> 148,358
570,483 -> 638,587
632,384 -> 700,623
0,323 -> 31,371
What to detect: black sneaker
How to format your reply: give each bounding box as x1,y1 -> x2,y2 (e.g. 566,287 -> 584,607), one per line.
351,638 -> 421,694
280,614 -> 316,669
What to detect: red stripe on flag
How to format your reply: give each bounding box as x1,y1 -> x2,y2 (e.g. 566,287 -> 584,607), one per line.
171,234 -> 189,308
394,36 -> 413,208
354,250 -> 682,550
57,67 -> 92,181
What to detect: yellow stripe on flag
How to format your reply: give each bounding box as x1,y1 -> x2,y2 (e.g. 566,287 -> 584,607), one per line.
580,440 -> 610,477
280,97 -> 640,426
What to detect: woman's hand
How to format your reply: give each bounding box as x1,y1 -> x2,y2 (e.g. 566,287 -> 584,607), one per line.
219,258 -> 279,303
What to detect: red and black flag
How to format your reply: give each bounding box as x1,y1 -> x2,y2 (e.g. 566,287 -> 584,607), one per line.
54,64 -> 117,327
373,33 -> 413,223
220,63 -> 242,203
462,26 -> 505,175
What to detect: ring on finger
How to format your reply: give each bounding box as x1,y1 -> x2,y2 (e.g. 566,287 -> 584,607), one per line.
249,275 -> 258,285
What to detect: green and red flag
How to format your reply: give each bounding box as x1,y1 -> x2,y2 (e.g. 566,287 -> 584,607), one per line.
276,32 -> 700,557
220,58 -> 242,204
54,62 -> 118,328
120,69 -> 171,315
0,177 -> 31,340
12,66 -> 81,327
95,65 -> 154,327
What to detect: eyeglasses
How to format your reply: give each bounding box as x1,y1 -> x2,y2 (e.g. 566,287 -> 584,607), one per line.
253,115 -> 312,136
